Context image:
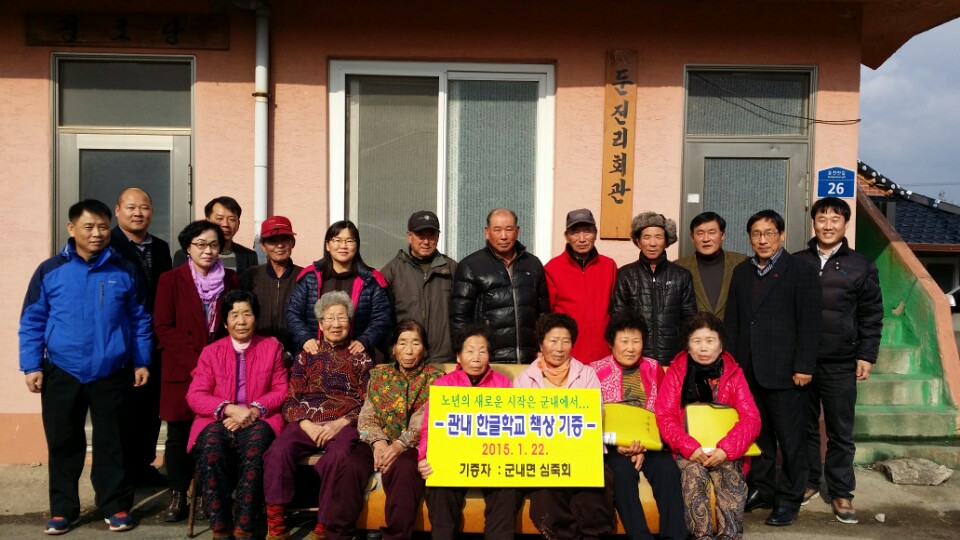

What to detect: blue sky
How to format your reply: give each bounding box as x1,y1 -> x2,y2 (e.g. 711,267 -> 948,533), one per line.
859,17 -> 960,203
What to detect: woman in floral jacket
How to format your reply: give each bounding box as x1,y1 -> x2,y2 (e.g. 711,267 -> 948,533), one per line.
656,312 -> 760,540
330,320 -> 445,539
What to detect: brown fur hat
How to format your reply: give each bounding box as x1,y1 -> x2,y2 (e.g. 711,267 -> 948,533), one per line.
630,211 -> 678,246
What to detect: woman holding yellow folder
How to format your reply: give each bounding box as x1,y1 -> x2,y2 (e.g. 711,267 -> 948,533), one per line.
591,314 -> 688,540
656,312 -> 761,540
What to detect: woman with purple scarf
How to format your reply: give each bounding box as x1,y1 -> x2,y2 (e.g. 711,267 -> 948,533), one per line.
155,220 -> 240,522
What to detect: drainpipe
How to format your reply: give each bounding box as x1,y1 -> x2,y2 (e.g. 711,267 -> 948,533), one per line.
253,2 -> 269,259
235,0 -> 270,261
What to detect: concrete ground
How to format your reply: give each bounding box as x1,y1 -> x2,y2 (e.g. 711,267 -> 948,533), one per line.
1,464 -> 958,539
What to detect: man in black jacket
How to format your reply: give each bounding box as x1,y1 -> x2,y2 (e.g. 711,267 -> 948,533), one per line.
794,197 -> 882,525
173,196 -> 259,273
610,211 -> 696,365
725,209 -> 821,527
110,187 -> 172,486
450,208 -> 549,363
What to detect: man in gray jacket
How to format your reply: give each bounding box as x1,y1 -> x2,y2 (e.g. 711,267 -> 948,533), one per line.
381,210 -> 457,362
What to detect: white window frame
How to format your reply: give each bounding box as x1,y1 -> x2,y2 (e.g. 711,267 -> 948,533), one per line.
329,60 -> 556,259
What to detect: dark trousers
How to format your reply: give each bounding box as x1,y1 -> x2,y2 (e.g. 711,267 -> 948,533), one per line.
41,361 -> 133,519
193,420 -> 275,534
747,379 -> 809,510
528,464 -> 616,540
806,361 -> 857,500
605,448 -> 687,540
424,486 -> 520,540
330,443 -> 424,540
262,421 -> 359,529
122,351 -> 162,478
165,420 -> 194,492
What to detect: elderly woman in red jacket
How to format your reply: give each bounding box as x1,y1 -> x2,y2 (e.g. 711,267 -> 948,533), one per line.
186,290 -> 288,539
155,220 -> 240,522
655,312 -> 761,540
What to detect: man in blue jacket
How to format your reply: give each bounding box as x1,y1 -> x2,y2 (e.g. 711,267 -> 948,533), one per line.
19,199 -> 153,535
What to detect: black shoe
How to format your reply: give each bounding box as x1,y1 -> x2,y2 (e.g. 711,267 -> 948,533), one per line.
765,506 -> 798,526
164,490 -> 188,522
744,490 -> 773,513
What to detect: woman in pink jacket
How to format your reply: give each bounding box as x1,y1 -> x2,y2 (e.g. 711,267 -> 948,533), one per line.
417,324 -> 520,540
186,290 -> 288,539
655,312 -> 761,540
513,313 -> 614,540
591,314 -> 687,540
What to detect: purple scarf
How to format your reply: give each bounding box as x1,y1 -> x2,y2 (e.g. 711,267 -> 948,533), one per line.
189,259 -> 225,333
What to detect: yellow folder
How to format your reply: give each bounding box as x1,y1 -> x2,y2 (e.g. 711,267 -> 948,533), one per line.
601,403 -> 663,451
684,403 -> 761,457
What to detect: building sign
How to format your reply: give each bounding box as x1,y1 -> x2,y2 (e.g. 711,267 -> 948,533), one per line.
600,49 -> 639,239
25,12 -> 229,50
816,166 -> 855,199
425,387 -> 604,487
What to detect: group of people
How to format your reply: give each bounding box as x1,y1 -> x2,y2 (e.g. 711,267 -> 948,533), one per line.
19,187 -> 882,539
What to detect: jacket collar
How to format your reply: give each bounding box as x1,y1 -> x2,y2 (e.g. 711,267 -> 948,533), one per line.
484,240 -> 527,262
398,248 -> 452,272
564,243 -> 598,269
61,240 -> 117,269
806,236 -> 850,258
265,259 -> 297,279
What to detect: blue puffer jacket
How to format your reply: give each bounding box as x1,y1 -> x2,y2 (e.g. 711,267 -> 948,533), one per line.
19,242 -> 153,383
285,260 -> 392,355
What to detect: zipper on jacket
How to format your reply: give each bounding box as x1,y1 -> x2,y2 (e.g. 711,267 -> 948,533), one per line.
511,270 -> 521,364
100,280 -> 104,307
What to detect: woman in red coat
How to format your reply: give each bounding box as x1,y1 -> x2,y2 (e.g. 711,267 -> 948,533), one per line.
655,312 -> 760,540
155,220 -> 240,522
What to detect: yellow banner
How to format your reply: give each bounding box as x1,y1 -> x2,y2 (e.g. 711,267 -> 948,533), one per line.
425,387 -> 604,487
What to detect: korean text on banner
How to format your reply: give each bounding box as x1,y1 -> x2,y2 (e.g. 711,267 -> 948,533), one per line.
425,387 -> 604,487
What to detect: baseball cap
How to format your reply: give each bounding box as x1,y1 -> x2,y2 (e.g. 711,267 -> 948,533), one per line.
408,210 -> 441,232
260,216 -> 296,238
565,208 -> 597,230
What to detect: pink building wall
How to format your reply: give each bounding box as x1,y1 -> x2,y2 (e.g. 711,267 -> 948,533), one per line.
0,0 -> 862,462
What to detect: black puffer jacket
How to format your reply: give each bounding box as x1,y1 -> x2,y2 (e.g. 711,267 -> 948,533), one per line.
285,261 -> 392,355
610,255 -> 696,365
449,242 -> 549,364
794,238 -> 883,362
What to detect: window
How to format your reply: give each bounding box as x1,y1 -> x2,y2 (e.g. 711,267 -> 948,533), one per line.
330,61 -> 555,267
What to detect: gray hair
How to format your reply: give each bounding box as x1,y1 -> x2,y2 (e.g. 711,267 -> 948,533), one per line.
630,211 -> 678,247
314,291 -> 354,321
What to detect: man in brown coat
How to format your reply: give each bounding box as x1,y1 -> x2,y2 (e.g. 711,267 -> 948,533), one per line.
381,211 -> 458,362
674,211 -> 747,320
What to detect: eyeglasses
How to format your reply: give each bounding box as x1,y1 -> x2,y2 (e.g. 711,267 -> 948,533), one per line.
328,238 -> 357,247
190,241 -> 221,252
750,230 -> 780,240
321,315 -> 350,323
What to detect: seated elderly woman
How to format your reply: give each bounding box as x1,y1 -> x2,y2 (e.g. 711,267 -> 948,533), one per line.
514,312 -> 614,540
418,324 -> 520,540
186,290 -> 289,539
263,291 -> 374,540
590,314 -> 687,540
328,320 -> 445,539
655,312 -> 761,540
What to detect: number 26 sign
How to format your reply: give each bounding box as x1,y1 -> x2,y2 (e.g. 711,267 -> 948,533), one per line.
817,166 -> 855,198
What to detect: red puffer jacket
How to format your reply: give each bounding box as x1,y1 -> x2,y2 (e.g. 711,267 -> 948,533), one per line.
655,350 -> 760,461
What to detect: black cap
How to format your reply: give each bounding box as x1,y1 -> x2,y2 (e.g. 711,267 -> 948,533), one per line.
565,208 -> 597,230
408,210 -> 441,232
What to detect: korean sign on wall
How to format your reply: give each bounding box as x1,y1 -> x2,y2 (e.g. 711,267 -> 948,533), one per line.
599,50 -> 639,239
426,387 -> 604,487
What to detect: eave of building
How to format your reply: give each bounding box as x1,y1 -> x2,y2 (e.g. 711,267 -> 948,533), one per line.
746,0 -> 960,68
